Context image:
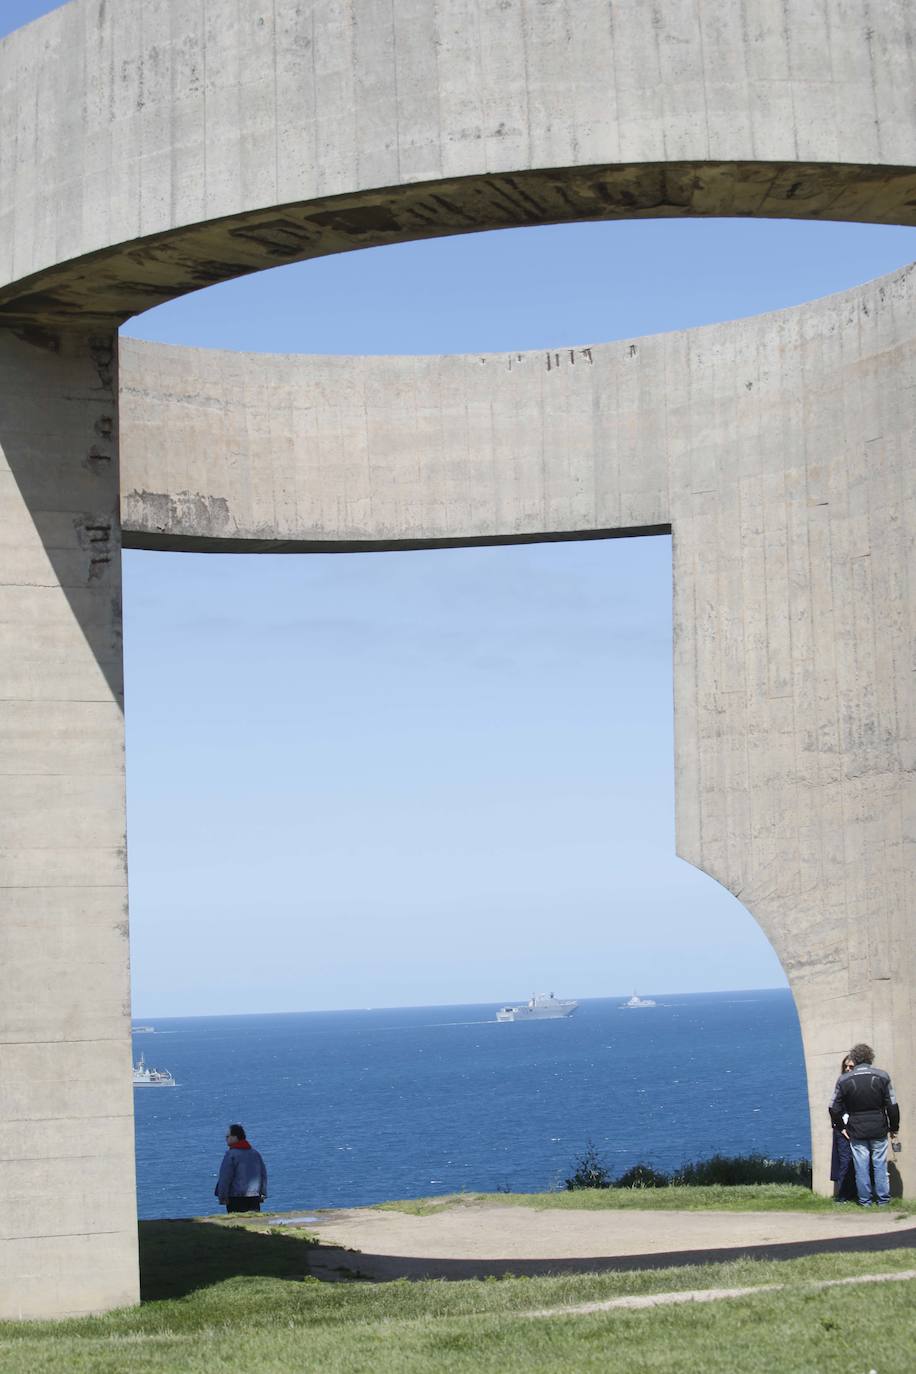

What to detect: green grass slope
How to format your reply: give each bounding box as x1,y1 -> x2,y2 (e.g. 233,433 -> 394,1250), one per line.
377,1184 -> 916,1214
0,1213 -> 912,1373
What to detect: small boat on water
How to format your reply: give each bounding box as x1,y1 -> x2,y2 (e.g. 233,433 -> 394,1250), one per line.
132,1024 -> 156,1033
132,1053 -> 176,1086
497,992 -> 578,1022
621,993 -> 657,1009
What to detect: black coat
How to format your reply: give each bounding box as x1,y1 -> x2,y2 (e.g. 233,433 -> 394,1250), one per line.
829,1064 -> 899,1140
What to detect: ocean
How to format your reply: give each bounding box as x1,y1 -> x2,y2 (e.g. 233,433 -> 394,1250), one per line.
132,988 -> 810,1220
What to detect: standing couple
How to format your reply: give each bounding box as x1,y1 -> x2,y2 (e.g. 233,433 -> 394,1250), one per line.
829,1044 -> 900,1206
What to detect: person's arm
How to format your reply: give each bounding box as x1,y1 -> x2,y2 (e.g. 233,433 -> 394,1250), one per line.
829,1080 -> 848,1133
215,1151 -> 235,1203
260,1155 -> 268,1201
883,1075 -> 900,1135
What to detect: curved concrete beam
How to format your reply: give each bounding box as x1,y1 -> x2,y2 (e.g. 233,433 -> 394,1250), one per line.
119,335 -> 671,552
1,0 -> 915,326
2,0 -> 915,1320
119,265 -> 910,552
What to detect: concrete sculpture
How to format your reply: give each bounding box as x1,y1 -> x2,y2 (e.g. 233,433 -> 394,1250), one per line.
0,0 -> 913,1319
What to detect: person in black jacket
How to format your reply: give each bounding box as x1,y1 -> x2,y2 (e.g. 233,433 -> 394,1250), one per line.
829,1044 -> 900,1206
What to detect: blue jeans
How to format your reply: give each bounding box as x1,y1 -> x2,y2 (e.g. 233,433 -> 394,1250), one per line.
849,1136 -> 889,1205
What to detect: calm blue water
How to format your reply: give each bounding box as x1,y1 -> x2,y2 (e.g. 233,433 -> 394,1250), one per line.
132,989 -> 809,1219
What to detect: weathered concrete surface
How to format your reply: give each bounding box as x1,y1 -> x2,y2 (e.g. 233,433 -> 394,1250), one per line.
1,0 -> 916,327
1,0 -> 915,1320
118,264 -> 916,1207
119,337 -> 670,551
0,331 -> 138,1320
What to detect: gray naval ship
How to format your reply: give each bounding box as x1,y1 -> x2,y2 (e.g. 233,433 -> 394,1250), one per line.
496,992 -> 578,1022
132,1053 -> 176,1087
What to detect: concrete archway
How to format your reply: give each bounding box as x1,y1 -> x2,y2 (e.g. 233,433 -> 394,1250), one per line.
1,0 -> 913,1318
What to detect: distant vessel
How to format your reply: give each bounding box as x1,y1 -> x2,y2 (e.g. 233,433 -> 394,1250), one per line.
621,993 -> 657,1009
497,993 -> 578,1022
132,1054 -> 176,1086
132,1025 -> 156,1033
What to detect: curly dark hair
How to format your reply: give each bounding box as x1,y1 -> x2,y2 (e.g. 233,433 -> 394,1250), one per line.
849,1043 -> 874,1065
228,1123 -> 247,1140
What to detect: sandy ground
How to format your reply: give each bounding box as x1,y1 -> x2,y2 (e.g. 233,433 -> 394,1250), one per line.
296,1203 -> 916,1281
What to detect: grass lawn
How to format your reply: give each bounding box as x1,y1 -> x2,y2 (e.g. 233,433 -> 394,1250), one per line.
376,1183 -> 916,1215
0,1215 -> 912,1373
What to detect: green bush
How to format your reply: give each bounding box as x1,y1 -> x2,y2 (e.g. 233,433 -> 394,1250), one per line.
613,1163 -> 671,1189
563,1147 -> 812,1191
563,1140 -> 613,1190
671,1154 -> 812,1188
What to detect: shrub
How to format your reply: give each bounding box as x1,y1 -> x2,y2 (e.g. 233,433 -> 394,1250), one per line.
562,1147 -> 813,1192
613,1163 -> 670,1189
671,1153 -> 812,1187
563,1140 -> 612,1190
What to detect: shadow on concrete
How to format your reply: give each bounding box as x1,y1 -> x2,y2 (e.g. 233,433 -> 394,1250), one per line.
0,329 -> 125,707
139,1218 -> 916,1299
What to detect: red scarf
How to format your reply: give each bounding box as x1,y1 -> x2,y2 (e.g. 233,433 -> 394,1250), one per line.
229,1140 -> 252,1150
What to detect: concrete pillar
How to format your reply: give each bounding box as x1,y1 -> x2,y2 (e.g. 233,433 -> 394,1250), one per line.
671,273 -> 916,1194
675,496 -> 915,1194
0,329 -> 138,1319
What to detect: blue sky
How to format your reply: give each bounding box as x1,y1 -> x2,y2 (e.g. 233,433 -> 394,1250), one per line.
7,4 -> 916,1014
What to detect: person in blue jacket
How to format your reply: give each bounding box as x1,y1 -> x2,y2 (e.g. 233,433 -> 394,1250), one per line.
215,1123 -> 268,1213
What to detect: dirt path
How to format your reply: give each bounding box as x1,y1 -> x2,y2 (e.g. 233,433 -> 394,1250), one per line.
308,1203 -> 912,1260
299,1203 -> 916,1281
522,1267 -> 916,1318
